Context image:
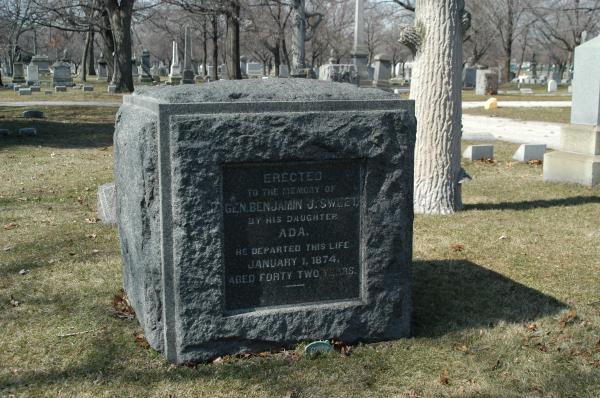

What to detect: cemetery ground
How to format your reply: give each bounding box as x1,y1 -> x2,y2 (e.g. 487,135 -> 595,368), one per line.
462,107 -> 571,124
1,107 -> 599,398
0,80 -> 123,103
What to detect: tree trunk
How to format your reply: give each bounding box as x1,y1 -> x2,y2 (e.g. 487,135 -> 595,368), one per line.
225,2 -> 242,79
105,0 -> 134,92
503,0 -> 514,82
88,30 -> 96,76
202,17 -> 208,77
411,0 -> 464,214
211,14 -> 219,81
82,29 -> 91,82
282,38 -> 291,72
100,9 -> 115,81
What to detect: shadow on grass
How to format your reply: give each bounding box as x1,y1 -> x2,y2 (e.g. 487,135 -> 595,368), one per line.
412,260 -> 566,337
0,119 -> 113,149
463,196 -> 600,211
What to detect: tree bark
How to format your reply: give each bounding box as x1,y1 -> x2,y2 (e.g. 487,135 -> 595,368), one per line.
225,2 -> 242,79
211,14 -> 219,81
88,30 -> 96,76
202,17 -> 208,77
99,9 -> 115,81
411,0 -> 464,214
82,29 -> 91,82
104,0 -> 134,92
503,0 -> 514,82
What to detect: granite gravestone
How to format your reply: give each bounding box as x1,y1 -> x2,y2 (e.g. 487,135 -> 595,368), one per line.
114,79 -> 415,363
475,69 -> 499,96
544,35 -> 600,186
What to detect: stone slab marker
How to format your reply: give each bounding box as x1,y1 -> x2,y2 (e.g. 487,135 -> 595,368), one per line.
181,27 -> 195,84
544,35 -> 600,186
512,144 -> 546,162
475,70 -> 498,96
463,144 -> 494,161
114,79 -> 416,363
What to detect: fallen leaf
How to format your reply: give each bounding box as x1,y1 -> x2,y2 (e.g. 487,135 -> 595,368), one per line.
87,233 -> 97,239
528,159 -> 543,166
595,339 -> 600,352
85,217 -> 98,224
4,222 -> 17,230
3,246 -> 12,251
499,235 -> 507,240
491,359 -> 501,371
407,390 -> 419,398
18,269 -> 29,275
438,369 -> 449,385
112,289 -> 135,319
559,309 -> 577,326
283,391 -> 298,398
91,249 -> 100,254
212,356 -> 224,364
537,343 -> 548,352
450,243 -> 465,252
526,323 -> 538,332
77,196 -> 84,204
134,332 -> 150,349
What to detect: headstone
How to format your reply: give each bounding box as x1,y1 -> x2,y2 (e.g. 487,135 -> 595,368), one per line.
512,144 -> 546,162
318,64 -> 358,85
372,54 -> 391,90
97,182 -> 117,224
351,0 -> 369,85
82,85 -> 94,92
520,88 -> 534,95
140,49 -> 153,83
22,110 -> 44,118
181,27 -> 195,84
278,65 -> 289,78
240,56 -> 248,78
19,88 -> 32,96
26,64 -> 39,85
97,53 -> 108,81
30,55 -> 50,75
44,91 -> 53,96
475,70 -> 498,96
169,41 -> 182,85
463,144 -> 494,161
543,36 -> 600,186
108,85 -> 117,93
131,57 -> 139,79
547,79 -> 557,93
115,79 -> 416,364
55,85 -> 67,92
30,86 -> 40,92
19,127 -> 37,136
246,63 -> 263,78
52,62 -> 73,87
158,62 -> 168,77
12,62 -> 26,84
463,66 -> 476,88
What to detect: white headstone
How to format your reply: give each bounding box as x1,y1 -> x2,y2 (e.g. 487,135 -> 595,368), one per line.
570,35 -> 600,125
547,79 -> 557,93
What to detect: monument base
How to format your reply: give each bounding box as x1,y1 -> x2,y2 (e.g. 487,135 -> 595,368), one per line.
543,124 -> 600,187
543,151 -> 600,186
168,76 -> 182,85
351,52 -> 369,83
140,75 -> 154,84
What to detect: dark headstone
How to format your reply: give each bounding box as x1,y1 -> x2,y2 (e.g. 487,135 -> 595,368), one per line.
22,110 -> 44,119
19,127 -> 37,136
115,79 -> 416,364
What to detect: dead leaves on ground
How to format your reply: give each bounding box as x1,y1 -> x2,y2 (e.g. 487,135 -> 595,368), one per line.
4,222 -> 18,230
112,289 -> 135,320
134,332 -> 150,349
450,243 -> 465,252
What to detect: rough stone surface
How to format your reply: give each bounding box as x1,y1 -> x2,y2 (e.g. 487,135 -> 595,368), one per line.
97,182 -> 117,224
0,129 -> 9,137
116,79 -> 415,363
463,144 -> 494,161
55,86 -> 67,92
18,88 -> 32,96
512,144 -> 546,162
318,64 -> 358,84
570,36 -> 600,125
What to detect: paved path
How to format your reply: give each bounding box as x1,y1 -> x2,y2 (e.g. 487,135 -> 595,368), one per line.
462,100 -> 571,109
462,115 -> 563,150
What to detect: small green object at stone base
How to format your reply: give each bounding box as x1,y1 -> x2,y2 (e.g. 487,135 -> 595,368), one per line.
304,341 -> 333,356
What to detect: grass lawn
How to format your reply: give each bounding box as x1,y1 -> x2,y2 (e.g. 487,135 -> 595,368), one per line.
463,107 -> 571,124
1,107 -> 599,397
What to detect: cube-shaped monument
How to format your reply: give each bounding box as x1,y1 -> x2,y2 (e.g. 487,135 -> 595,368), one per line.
571,36 -> 600,126
114,80 -> 416,363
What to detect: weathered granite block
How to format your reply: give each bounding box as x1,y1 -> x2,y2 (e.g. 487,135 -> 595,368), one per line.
0,129 -> 9,137
114,79 -> 416,363
97,182 -> 117,224
19,88 -> 32,96
476,70 -> 499,96
22,110 -> 44,119
82,85 -> 94,92
463,144 -> 494,161
512,144 -> 546,162
55,86 -> 67,92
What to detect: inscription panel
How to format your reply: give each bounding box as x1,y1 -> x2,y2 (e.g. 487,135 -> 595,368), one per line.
222,160 -> 363,312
